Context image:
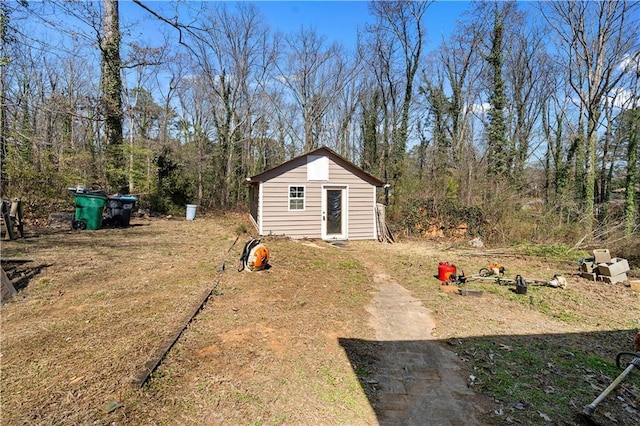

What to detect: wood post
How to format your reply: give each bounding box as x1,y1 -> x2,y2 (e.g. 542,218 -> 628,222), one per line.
131,282 -> 219,388
376,203 -> 394,243
1,198 -> 23,240
1,267 -> 17,305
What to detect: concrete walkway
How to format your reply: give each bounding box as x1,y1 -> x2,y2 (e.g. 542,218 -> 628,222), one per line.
366,273 -> 486,425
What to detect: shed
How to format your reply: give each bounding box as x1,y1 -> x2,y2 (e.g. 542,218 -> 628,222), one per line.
246,147 -> 386,240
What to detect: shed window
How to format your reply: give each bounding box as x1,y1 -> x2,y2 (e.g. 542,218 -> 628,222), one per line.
289,186 -> 305,210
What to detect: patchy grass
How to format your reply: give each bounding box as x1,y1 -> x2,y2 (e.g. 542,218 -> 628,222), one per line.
452,333 -> 636,424
1,215 -> 376,425
348,239 -> 640,426
2,218 -> 639,425
520,243 -> 589,261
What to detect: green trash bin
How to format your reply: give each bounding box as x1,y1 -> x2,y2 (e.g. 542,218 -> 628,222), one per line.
69,190 -> 107,230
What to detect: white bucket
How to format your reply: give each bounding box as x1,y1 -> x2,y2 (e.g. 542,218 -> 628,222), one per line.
186,204 -> 197,220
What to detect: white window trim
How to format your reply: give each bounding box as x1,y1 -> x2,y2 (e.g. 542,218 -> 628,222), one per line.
372,186 -> 378,240
288,185 -> 306,211
258,182 -> 264,235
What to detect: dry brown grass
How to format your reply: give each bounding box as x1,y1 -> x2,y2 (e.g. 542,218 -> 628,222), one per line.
2,214 -> 376,425
2,214 -> 639,425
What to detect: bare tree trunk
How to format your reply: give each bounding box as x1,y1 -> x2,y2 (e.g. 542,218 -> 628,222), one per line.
0,3 -> 7,196
369,1 -> 430,184
624,76 -> 639,234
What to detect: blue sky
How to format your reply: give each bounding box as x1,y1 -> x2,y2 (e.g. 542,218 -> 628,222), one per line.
118,1 -> 471,51
257,1 -> 470,47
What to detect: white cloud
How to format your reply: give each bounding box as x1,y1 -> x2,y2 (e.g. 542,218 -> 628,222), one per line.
618,52 -> 640,74
471,102 -> 491,114
605,87 -> 638,110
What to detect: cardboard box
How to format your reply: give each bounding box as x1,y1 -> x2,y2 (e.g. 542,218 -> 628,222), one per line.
580,261 -> 596,273
593,249 -> 612,263
580,272 -> 597,281
629,280 -> 640,291
600,273 -> 628,284
597,258 -> 630,277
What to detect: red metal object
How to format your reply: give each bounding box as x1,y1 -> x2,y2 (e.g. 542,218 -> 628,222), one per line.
438,262 -> 457,282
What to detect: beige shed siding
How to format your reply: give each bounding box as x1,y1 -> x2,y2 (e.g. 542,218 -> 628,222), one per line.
260,158 -> 319,238
327,161 -> 374,240
347,186 -> 376,240
259,156 -> 378,240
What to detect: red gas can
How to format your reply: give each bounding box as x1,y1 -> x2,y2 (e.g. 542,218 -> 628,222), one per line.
438,262 -> 457,282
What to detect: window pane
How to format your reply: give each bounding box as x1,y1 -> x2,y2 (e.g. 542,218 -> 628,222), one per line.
289,186 -> 304,210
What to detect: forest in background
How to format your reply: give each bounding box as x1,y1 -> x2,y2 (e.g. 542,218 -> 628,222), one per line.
1,1 -> 639,247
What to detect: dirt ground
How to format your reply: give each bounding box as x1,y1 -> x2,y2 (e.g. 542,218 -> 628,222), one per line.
1,213 -> 639,425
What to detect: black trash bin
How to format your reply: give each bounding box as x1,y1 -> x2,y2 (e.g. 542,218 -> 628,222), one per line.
104,195 -> 137,227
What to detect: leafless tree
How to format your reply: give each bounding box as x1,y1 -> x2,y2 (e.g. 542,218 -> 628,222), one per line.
186,2 -> 277,206
277,27 -> 346,152
503,8 -> 552,191
367,0 -> 431,185
419,13 -> 484,203
542,0 -> 639,228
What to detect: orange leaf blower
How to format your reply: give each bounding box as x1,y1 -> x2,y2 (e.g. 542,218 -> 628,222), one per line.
239,238 -> 270,272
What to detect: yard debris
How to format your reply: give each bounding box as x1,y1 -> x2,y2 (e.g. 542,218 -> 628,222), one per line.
467,374 -> 478,386
47,211 -> 75,229
1,198 -> 24,240
579,249 -> 630,284
513,402 -> 526,410
468,237 -> 484,248
436,261 -> 566,295
69,376 -> 84,385
538,411 -> 552,421
375,203 -> 394,243
104,401 -> 123,414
